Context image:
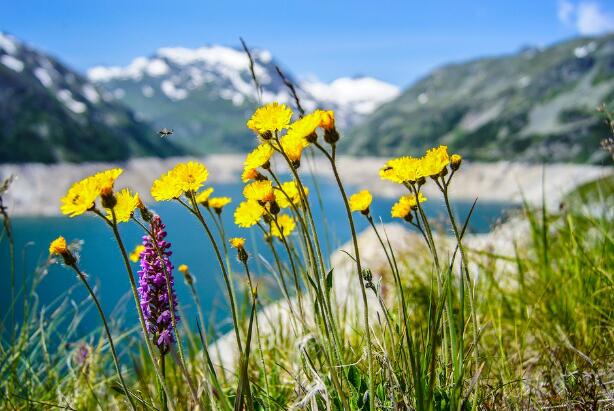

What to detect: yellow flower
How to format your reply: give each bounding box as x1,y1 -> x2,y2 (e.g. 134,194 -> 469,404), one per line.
243,180 -> 274,202
49,236 -> 67,255
246,102 -> 293,136
271,214 -> 296,238
244,144 -> 274,170
129,244 -> 145,262
450,153 -> 462,170
195,187 -> 214,204
234,200 -> 265,227
172,161 -> 209,193
349,190 -> 373,213
380,156 -> 424,184
318,110 -> 335,131
241,168 -> 259,183
60,177 -> 99,217
286,111 -> 321,142
421,145 -> 450,177
391,193 -> 427,219
92,168 -> 123,193
208,196 -> 232,210
151,171 -> 183,201
229,237 -> 246,249
274,181 -> 308,208
279,132 -> 308,163
107,189 -> 139,223
178,264 -> 189,273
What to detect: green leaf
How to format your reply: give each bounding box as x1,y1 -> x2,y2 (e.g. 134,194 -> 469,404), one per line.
348,365 -> 362,391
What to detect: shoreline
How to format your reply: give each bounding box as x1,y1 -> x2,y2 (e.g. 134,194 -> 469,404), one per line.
0,155 -> 610,216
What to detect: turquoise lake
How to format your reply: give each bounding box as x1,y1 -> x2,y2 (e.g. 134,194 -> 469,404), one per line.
1,176 -> 516,338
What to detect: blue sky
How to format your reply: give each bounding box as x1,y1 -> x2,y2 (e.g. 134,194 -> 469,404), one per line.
1,0 -> 613,87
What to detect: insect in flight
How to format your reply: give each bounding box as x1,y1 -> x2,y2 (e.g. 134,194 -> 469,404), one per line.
158,128 -> 174,138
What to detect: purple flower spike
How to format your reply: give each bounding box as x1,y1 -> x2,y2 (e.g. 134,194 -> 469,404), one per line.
137,215 -> 179,355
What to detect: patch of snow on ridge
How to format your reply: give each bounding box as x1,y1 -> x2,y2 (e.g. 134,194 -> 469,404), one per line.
0,33 -> 18,54
161,80 -> 188,100
88,57 -> 169,81
34,67 -> 54,87
158,46 -> 248,69
82,84 -> 100,103
301,77 -> 400,115
1,55 -> 24,72
57,89 -> 87,114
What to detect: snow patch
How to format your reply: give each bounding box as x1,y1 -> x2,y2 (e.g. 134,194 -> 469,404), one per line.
1,55 -> 24,72
34,67 -> 54,87
82,84 -> 100,103
158,46 -> 248,69
161,80 -> 188,100
0,33 -> 18,54
113,88 -> 125,99
142,85 -> 155,97
88,57 -> 168,81
574,41 -> 597,58
417,93 -> 429,105
57,89 -> 87,114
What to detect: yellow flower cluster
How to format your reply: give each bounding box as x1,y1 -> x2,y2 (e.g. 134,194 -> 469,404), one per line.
49,236 -> 67,255
349,190 -> 373,213
129,244 -> 145,262
229,237 -> 246,249
380,145 -> 460,185
274,181 -> 308,208
271,214 -> 296,238
151,161 -> 209,201
391,193 -> 427,219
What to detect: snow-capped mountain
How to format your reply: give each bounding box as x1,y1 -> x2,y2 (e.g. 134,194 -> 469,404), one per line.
88,45 -> 399,153
0,32 -> 183,163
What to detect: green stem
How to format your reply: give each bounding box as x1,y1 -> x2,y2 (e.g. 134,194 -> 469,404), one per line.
68,263 -> 136,411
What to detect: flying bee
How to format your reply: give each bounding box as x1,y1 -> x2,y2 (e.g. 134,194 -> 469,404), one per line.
158,128 -> 174,138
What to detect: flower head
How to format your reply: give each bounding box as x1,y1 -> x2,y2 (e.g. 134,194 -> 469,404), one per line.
244,144 -> 274,170
391,193 -> 427,220
380,156 -> 424,184
60,177 -> 100,217
421,145 -> 450,177
234,200 -> 265,227
274,181 -> 308,208
106,189 -> 139,223
450,153 -> 462,171
195,187 -> 214,204
241,168 -> 259,183
92,168 -> 123,193
279,132 -> 308,164
349,190 -> 373,214
271,214 -> 296,238
172,161 -> 209,193
49,236 -> 67,255
287,111 -> 321,142
208,197 -> 232,212
229,237 -> 246,249
178,264 -> 189,273
318,110 -> 335,131
151,171 -> 183,201
137,215 -> 179,355
243,180 -> 274,202
130,244 -> 145,263
247,102 -> 293,137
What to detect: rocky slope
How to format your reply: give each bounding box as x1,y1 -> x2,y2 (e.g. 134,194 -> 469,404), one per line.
345,33 -> 614,164
0,32 -> 183,163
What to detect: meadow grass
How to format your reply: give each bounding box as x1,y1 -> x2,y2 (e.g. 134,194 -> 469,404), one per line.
1,113 -> 613,411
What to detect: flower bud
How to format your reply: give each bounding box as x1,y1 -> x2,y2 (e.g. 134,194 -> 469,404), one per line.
324,129 -> 340,145
260,130 -> 272,140
450,154 -> 462,171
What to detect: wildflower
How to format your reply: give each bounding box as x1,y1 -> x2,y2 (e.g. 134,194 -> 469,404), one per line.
243,180 -> 274,203
244,144 -> 274,170
130,244 -> 145,263
279,132 -> 308,167
234,200 -> 265,227
247,102 -> 293,138
106,189 -> 139,223
275,181 -> 308,208
137,215 -> 179,355
178,264 -> 189,273
172,161 -> 209,193
349,190 -> 373,215
230,237 -> 246,248
92,168 -> 123,191
49,236 -> 68,255
421,145 -> 450,177
151,171 -> 182,201
137,197 -> 154,223
49,236 -> 76,265
450,153 -> 462,171
241,168 -> 260,183
391,193 -> 427,221
230,237 -> 248,263
271,214 -> 296,238
208,197 -> 232,213
287,111 -> 321,143
380,156 -> 424,184
60,178 -> 99,217
178,264 -> 193,285
319,110 -> 339,144
195,187 -> 214,205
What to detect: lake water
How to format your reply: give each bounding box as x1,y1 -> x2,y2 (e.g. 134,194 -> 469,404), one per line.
1,176 -> 515,338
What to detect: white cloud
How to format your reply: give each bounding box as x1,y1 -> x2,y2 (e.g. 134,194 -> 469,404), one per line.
558,1 -> 614,35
